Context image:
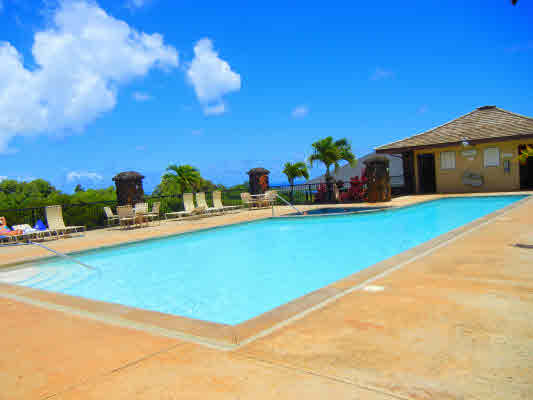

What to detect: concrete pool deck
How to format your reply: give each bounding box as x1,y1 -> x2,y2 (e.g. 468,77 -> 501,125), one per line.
1,192 -> 532,399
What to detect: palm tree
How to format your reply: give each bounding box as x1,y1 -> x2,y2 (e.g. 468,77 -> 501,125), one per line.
162,164 -> 202,194
282,161 -> 309,201
308,137 -> 357,182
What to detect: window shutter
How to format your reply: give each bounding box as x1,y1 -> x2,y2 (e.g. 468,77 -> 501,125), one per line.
440,152 -> 455,169
484,148 -> 500,167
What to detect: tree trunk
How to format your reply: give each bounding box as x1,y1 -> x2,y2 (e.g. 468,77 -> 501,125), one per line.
325,165 -> 334,202
289,179 -> 294,202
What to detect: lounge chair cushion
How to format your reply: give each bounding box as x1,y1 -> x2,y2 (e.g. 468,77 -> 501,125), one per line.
0,227 -> 22,236
34,220 -> 48,231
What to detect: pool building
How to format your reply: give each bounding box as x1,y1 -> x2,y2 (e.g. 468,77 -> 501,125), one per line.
376,106 -> 533,194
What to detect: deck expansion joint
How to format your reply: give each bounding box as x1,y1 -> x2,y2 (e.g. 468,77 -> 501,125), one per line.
40,342 -> 188,400
233,352 -> 414,400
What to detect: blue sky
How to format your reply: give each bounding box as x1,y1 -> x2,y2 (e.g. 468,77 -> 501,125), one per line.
0,0 -> 531,193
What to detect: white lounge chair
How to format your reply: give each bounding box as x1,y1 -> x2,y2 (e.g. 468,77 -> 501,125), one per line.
133,202 -> 149,227
240,192 -> 257,209
12,224 -> 51,241
145,202 -> 161,225
103,206 -> 119,226
134,202 -> 148,214
165,193 -> 198,219
213,191 -> 239,213
195,192 -> 222,214
45,205 -> 85,236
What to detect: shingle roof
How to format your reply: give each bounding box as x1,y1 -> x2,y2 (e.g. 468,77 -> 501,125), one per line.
375,106 -> 533,153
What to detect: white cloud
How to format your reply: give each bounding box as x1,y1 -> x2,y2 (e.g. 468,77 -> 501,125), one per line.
127,0 -> 149,9
204,103 -> 226,115
186,38 -> 241,116
0,176 -> 6,181
291,105 -> 309,119
370,67 -> 394,80
67,171 -> 103,182
0,0 -> 178,153
17,176 -> 36,182
133,91 -> 152,101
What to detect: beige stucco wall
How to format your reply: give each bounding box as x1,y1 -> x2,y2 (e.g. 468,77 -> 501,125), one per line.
413,140 -> 532,194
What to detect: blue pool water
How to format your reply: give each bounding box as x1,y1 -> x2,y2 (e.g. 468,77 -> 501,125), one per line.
7,195 -> 527,325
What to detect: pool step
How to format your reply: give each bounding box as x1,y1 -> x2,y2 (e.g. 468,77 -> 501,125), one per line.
19,268 -> 60,287
38,267 -> 96,291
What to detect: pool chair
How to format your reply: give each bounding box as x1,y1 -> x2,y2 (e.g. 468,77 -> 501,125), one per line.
145,202 -> 161,225
0,226 -> 21,243
134,202 -> 148,214
103,206 -> 119,226
0,234 -> 18,244
116,205 -> 137,229
45,205 -> 86,237
262,190 -> 278,207
12,224 -> 49,241
195,192 -> 221,215
165,193 -> 196,219
240,192 -> 255,209
0,217 -> 25,243
133,202 -> 149,227
213,190 -> 240,213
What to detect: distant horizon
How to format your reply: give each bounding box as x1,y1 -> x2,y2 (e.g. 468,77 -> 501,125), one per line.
0,172 -> 312,195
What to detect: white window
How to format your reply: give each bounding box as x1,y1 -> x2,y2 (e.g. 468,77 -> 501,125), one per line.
440,151 -> 456,170
484,147 -> 500,167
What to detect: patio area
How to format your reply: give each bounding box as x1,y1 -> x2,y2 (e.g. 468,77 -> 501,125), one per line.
1,193 -> 532,399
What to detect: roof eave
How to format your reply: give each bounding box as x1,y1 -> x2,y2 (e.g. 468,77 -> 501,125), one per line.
375,133 -> 533,154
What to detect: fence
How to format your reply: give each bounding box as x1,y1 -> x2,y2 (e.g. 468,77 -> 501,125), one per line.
270,175 -> 406,205
0,179 -> 405,231
0,190 -> 248,231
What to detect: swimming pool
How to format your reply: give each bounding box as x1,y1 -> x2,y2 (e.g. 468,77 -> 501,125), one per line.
3,195 -> 527,325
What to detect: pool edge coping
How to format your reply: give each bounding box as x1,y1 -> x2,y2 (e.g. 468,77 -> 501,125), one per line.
0,194 -> 530,351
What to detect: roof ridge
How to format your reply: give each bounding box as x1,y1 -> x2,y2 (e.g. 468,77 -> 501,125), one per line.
493,107 -> 533,122
376,109 -> 478,150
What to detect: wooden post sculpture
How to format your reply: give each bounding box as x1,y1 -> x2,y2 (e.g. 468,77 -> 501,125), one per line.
112,171 -> 145,206
364,156 -> 391,202
247,168 -> 270,195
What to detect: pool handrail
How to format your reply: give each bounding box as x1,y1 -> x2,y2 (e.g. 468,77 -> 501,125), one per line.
273,193 -> 303,215
29,241 -> 100,273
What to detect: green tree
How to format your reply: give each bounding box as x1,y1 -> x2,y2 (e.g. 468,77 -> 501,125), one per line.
0,178 -> 118,229
308,137 -> 357,182
74,184 -> 84,193
283,161 -> 309,201
159,164 -> 202,194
